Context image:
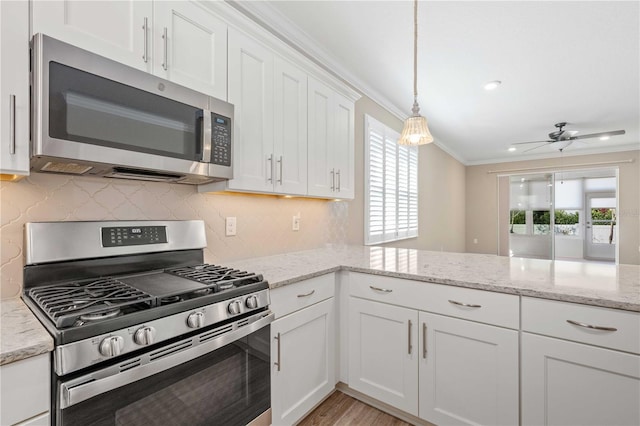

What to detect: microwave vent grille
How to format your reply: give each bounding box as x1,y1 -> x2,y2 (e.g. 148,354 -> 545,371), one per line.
41,161 -> 93,175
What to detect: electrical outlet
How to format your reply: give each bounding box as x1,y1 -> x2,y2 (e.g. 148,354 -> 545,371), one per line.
292,215 -> 300,231
225,217 -> 237,236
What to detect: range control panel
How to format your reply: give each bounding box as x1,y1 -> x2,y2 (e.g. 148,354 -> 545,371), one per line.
211,113 -> 231,167
101,226 -> 168,247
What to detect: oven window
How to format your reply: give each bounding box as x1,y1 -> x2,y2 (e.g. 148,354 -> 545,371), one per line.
48,62 -> 203,161
59,326 -> 270,426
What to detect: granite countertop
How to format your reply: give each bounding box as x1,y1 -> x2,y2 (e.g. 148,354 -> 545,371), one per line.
2,245 -> 639,365
227,245 -> 640,312
0,298 -> 53,366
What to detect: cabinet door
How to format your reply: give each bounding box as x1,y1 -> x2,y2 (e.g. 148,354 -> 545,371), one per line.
0,354 -> 50,426
273,57 -> 308,196
348,297 -> 418,415
307,77 -> 334,198
32,0 -> 152,72
419,312 -> 519,426
522,333 -> 640,426
272,298 -> 335,426
227,28 -> 274,193
0,0 -> 30,177
332,93 -> 355,199
153,1 -> 227,100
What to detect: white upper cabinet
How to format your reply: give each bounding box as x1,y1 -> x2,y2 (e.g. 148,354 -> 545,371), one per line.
221,30 -> 308,196
226,28 -> 274,193
0,0 -> 30,177
273,57 -> 308,195
32,1 -> 227,99
307,77 -> 355,199
153,1 -> 227,99
32,0 -> 153,73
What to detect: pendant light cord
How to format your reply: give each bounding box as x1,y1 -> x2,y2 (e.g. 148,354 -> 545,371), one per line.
413,0 -> 418,101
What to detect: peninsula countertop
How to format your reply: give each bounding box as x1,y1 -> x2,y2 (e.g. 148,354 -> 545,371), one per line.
2,245 -> 639,365
226,245 -> 640,312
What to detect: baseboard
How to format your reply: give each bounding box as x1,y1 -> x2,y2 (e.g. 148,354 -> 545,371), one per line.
335,382 -> 435,426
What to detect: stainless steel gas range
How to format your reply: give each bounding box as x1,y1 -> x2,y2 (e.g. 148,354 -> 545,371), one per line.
22,220 -> 272,426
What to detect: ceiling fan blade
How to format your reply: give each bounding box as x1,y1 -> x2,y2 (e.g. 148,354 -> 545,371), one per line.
512,140 -> 554,145
523,142 -> 553,153
569,130 -> 626,140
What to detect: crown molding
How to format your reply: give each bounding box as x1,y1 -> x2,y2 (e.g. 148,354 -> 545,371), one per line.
465,144 -> 640,166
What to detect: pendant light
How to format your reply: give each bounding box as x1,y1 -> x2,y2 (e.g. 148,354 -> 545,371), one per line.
398,0 -> 434,146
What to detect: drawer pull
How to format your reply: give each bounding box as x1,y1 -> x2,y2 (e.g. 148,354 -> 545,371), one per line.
566,320 -> 617,332
297,290 -> 315,298
370,286 -> 393,293
448,299 -> 482,308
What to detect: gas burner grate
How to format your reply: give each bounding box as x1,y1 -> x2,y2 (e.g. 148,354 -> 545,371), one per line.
28,278 -> 155,328
166,264 -> 263,290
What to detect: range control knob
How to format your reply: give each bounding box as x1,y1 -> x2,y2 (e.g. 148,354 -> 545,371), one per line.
245,295 -> 259,309
187,312 -> 205,329
228,300 -> 242,315
133,326 -> 156,346
99,336 -> 124,357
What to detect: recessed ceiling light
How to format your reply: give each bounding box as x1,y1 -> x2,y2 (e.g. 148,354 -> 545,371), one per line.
508,147 -> 516,152
484,80 -> 501,91
600,135 -> 610,141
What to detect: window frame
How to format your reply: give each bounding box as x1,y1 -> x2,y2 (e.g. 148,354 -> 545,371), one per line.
364,114 -> 419,245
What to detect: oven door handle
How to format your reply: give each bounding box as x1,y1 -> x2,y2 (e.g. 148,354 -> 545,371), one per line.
60,311 -> 274,409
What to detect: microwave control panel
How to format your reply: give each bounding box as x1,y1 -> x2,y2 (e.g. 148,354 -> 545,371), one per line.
211,114 -> 231,167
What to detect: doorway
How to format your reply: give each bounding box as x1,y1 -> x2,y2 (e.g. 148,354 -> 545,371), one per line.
498,168 -> 618,263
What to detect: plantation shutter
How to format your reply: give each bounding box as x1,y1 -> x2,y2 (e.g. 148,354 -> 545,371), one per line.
365,115 -> 419,245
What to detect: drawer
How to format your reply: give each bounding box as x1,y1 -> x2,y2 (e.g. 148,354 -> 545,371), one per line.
0,353 -> 50,426
348,272 -> 519,329
522,297 -> 640,354
270,273 -> 335,319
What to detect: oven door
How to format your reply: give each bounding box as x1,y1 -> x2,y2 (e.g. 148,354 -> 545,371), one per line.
56,311 -> 273,426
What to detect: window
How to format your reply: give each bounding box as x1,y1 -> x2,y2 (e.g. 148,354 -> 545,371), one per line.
364,115 -> 418,245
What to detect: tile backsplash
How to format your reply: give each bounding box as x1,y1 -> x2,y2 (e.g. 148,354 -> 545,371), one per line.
0,173 -> 349,299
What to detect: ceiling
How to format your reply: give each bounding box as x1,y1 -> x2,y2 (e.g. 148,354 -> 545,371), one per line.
235,1 -> 640,165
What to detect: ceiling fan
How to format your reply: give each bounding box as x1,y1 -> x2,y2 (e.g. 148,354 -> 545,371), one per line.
512,122 -> 626,153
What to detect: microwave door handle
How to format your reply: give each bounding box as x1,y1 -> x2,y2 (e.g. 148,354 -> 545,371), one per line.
202,110 -> 212,163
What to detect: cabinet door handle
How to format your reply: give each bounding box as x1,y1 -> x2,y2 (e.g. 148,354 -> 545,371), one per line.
566,319 -> 617,332
9,94 -> 16,155
330,168 -> 335,191
297,290 -> 315,298
448,299 -> 482,308
274,333 -> 281,371
277,155 -> 283,185
369,285 -> 392,293
422,322 -> 427,358
336,169 -> 341,192
161,27 -> 168,70
266,154 -> 273,183
407,320 -> 412,355
142,17 -> 149,63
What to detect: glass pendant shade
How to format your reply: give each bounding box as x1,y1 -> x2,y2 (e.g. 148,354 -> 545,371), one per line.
399,110 -> 434,146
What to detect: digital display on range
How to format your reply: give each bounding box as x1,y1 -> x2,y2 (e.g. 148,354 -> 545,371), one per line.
101,226 -> 168,247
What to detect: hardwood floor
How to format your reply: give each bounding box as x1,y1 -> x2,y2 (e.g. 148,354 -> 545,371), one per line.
298,391 -> 412,426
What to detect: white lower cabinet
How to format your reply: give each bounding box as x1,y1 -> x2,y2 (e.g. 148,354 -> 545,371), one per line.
348,297 -> 419,416
271,297 -> 335,426
522,333 -> 640,426
0,353 -> 50,426
419,312 -> 519,425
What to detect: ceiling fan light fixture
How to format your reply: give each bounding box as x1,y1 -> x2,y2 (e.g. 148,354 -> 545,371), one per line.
484,80 -> 502,91
508,147 -> 516,152
600,135 -> 610,140
398,0 -> 434,146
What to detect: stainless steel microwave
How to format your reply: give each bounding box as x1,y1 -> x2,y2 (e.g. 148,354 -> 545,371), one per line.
31,34 -> 233,185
